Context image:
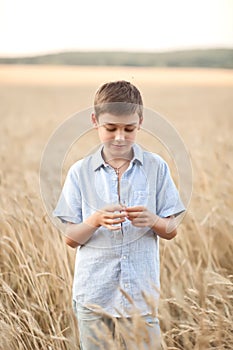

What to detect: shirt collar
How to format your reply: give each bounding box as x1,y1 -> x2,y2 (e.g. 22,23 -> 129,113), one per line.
92,144 -> 143,171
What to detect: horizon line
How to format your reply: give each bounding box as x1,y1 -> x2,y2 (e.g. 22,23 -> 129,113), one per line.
0,46 -> 233,59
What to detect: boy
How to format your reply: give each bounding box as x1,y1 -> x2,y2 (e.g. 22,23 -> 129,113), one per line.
53,81 -> 185,349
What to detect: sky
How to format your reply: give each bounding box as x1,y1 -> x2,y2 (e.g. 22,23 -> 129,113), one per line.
0,0 -> 232,57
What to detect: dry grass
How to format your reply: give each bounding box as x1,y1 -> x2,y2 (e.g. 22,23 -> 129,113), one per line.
0,65 -> 233,349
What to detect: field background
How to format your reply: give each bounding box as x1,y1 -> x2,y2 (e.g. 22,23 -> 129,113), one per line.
0,65 -> 232,349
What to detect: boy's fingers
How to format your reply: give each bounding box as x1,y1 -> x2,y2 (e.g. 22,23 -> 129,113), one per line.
105,212 -> 127,219
127,213 -> 143,219
105,218 -> 125,225
126,209 -> 145,218
104,204 -> 125,212
125,206 -> 145,212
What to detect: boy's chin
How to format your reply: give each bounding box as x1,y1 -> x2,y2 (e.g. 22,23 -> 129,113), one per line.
109,143 -> 132,153
103,143 -> 133,158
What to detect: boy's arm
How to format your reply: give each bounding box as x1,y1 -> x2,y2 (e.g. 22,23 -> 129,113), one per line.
126,206 -> 177,240
151,215 -> 177,240
64,205 -> 127,248
64,220 -> 98,248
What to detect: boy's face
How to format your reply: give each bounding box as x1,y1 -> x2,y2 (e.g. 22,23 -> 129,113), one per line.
92,112 -> 143,159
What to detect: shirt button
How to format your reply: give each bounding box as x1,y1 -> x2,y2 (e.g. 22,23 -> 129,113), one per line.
123,255 -> 127,260
124,283 -> 129,288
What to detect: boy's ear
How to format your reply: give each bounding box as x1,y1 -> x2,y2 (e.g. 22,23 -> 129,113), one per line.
138,116 -> 143,129
91,113 -> 98,128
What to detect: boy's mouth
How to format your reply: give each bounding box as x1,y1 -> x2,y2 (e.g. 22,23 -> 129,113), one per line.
111,144 -> 127,149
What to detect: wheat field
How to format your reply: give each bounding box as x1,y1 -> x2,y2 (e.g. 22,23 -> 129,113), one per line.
0,65 -> 232,349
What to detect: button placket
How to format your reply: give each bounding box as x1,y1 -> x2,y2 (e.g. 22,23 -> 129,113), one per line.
120,243 -> 131,307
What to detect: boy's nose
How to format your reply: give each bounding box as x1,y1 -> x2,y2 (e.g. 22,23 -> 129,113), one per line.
115,130 -> 125,141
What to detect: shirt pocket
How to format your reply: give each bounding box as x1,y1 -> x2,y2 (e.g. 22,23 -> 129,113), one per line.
132,191 -> 148,206
132,190 -> 156,211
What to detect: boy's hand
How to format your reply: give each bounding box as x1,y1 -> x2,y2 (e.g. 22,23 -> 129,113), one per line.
125,206 -> 177,240
87,204 -> 127,231
125,206 -> 157,227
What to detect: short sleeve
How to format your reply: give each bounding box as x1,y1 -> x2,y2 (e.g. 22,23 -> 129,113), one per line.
156,160 -> 185,218
53,164 -> 83,224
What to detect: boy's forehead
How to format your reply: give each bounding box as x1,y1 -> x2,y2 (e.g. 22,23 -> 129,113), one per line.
98,112 -> 140,125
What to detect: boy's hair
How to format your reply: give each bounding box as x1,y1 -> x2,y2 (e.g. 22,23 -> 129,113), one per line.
94,80 -> 143,119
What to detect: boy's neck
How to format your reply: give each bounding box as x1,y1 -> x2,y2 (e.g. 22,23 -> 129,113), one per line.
102,148 -> 133,168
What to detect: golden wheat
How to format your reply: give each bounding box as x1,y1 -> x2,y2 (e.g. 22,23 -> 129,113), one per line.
0,66 -> 232,349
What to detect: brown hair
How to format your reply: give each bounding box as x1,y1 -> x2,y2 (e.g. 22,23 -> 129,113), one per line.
94,80 -> 143,118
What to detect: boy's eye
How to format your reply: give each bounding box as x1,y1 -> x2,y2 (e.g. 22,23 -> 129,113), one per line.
104,126 -> 136,132
125,128 -> 136,132
105,127 -> 116,132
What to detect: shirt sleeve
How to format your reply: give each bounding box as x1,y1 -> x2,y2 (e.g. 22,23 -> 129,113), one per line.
53,164 -> 83,224
156,160 -> 185,218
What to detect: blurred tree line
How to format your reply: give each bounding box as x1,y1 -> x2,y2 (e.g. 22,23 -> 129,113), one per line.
0,49 -> 232,68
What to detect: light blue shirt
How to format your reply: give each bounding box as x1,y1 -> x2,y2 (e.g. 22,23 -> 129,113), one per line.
53,144 -> 185,317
